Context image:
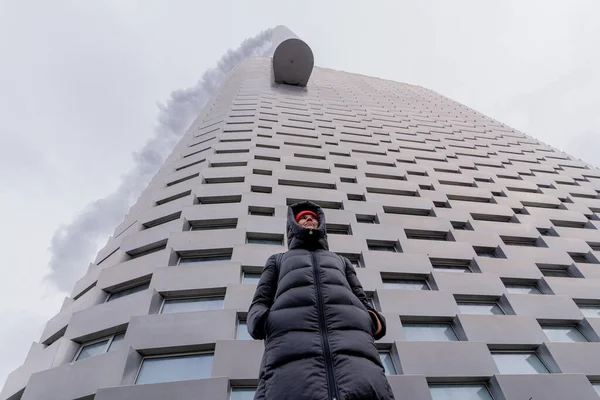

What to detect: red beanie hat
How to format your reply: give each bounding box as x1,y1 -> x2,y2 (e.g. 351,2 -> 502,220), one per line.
295,210 -> 318,223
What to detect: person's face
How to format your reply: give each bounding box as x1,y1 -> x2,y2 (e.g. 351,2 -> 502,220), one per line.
298,214 -> 318,229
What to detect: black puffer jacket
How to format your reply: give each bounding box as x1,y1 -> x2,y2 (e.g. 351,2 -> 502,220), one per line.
247,201 -> 395,400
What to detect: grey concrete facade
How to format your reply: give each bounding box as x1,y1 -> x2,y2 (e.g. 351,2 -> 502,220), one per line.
3,49 -> 600,400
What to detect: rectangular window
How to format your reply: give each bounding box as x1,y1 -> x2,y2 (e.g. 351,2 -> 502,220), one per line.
339,253 -> 361,268
334,162 -> 357,170
156,190 -> 192,206
570,253 -> 590,263
74,332 -> 125,362
457,302 -> 505,315
364,172 -> 405,181
383,206 -> 432,217
211,161 -> 248,168
579,305 -> 600,318
75,339 -> 109,361
254,155 -> 280,162
166,173 -> 199,187
215,148 -> 250,154
542,326 -> 588,342
251,185 -> 272,193
347,193 -> 366,201
430,259 -> 472,273
501,236 -> 539,247
356,214 -> 378,224
405,229 -> 448,241
491,352 -> 549,374
135,353 -> 214,385
286,164 -> 330,174
189,218 -> 237,231
367,241 -> 398,252
106,282 -> 150,302
474,247 -> 499,258
161,297 -> 225,314
403,323 -> 458,341
429,384 -> 494,400
127,244 -> 167,260
236,320 -> 252,340
231,387 -> 257,399
588,243 -> 600,251
382,279 -> 429,290
451,221 -> 470,230
378,351 -> 397,375
539,268 -> 572,277
252,168 -> 272,176
143,212 -> 181,229
178,249 -> 232,265
340,177 -> 357,183
246,233 -> 284,246
204,176 -> 245,184
175,159 -> 205,171
471,213 -> 513,223
505,283 -> 542,295
326,224 -> 351,235
242,272 -> 261,284
537,228 -> 553,237
248,206 -> 275,217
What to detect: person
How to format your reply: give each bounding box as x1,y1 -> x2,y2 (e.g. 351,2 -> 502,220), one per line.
247,200 -> 395,400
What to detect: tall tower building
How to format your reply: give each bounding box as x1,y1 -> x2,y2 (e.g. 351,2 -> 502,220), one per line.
3,28 -> 600,400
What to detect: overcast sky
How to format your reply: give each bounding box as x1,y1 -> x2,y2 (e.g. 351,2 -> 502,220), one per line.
1,0 -> 599,388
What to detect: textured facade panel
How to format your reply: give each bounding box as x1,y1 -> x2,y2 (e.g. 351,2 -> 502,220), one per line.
3,49 -> 600,400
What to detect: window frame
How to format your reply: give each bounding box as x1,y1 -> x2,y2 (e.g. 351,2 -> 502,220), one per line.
230,386 -> 258,399
72,332 -> 126,362
134,352 -> 215,385
474,247 -> 500,258
378,349 -> 398,375
490,350 -> 551,375
541,324 -> 589,343
105,282 -> 150,302
381,277 -> 431,290
429,383 -> 495,400
430,258 -> 473,274
188,218 -> 239,231
504,283 -> 543,295
241,271 -> 262,284
246,233 -> 284,246
539,267 -> 572,278
402,322 -> 460,342
236,318 -> 253,341
177,249 -> 233,265
579,304 -> 600,318
456,301 -> 506,315
405,229 -> 450,241
367,240 -> 399,253
160,295 -> 226,314
248,206 -> 275,217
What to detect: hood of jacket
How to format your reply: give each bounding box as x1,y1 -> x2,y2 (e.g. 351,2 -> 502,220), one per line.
286,201 -> 329,250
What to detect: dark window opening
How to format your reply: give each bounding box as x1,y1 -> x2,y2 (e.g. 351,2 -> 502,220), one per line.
327,224 -> 351,235
367,241 -> 399,252
248,206 -> 275,217
405,229 -> 449,241
190,218 -> 237,231
356,214 -> 378,224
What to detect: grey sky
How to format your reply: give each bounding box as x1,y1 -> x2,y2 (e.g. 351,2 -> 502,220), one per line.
1,0 -> 599,388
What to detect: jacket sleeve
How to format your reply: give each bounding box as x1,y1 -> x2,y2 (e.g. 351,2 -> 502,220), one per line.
247,254 -> 278,340
343,257 -> 387,340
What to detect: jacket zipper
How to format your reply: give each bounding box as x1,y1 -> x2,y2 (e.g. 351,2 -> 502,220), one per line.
311,251 -> 339,400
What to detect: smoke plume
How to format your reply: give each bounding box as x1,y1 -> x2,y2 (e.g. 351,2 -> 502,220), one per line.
47,29 -> 275,292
